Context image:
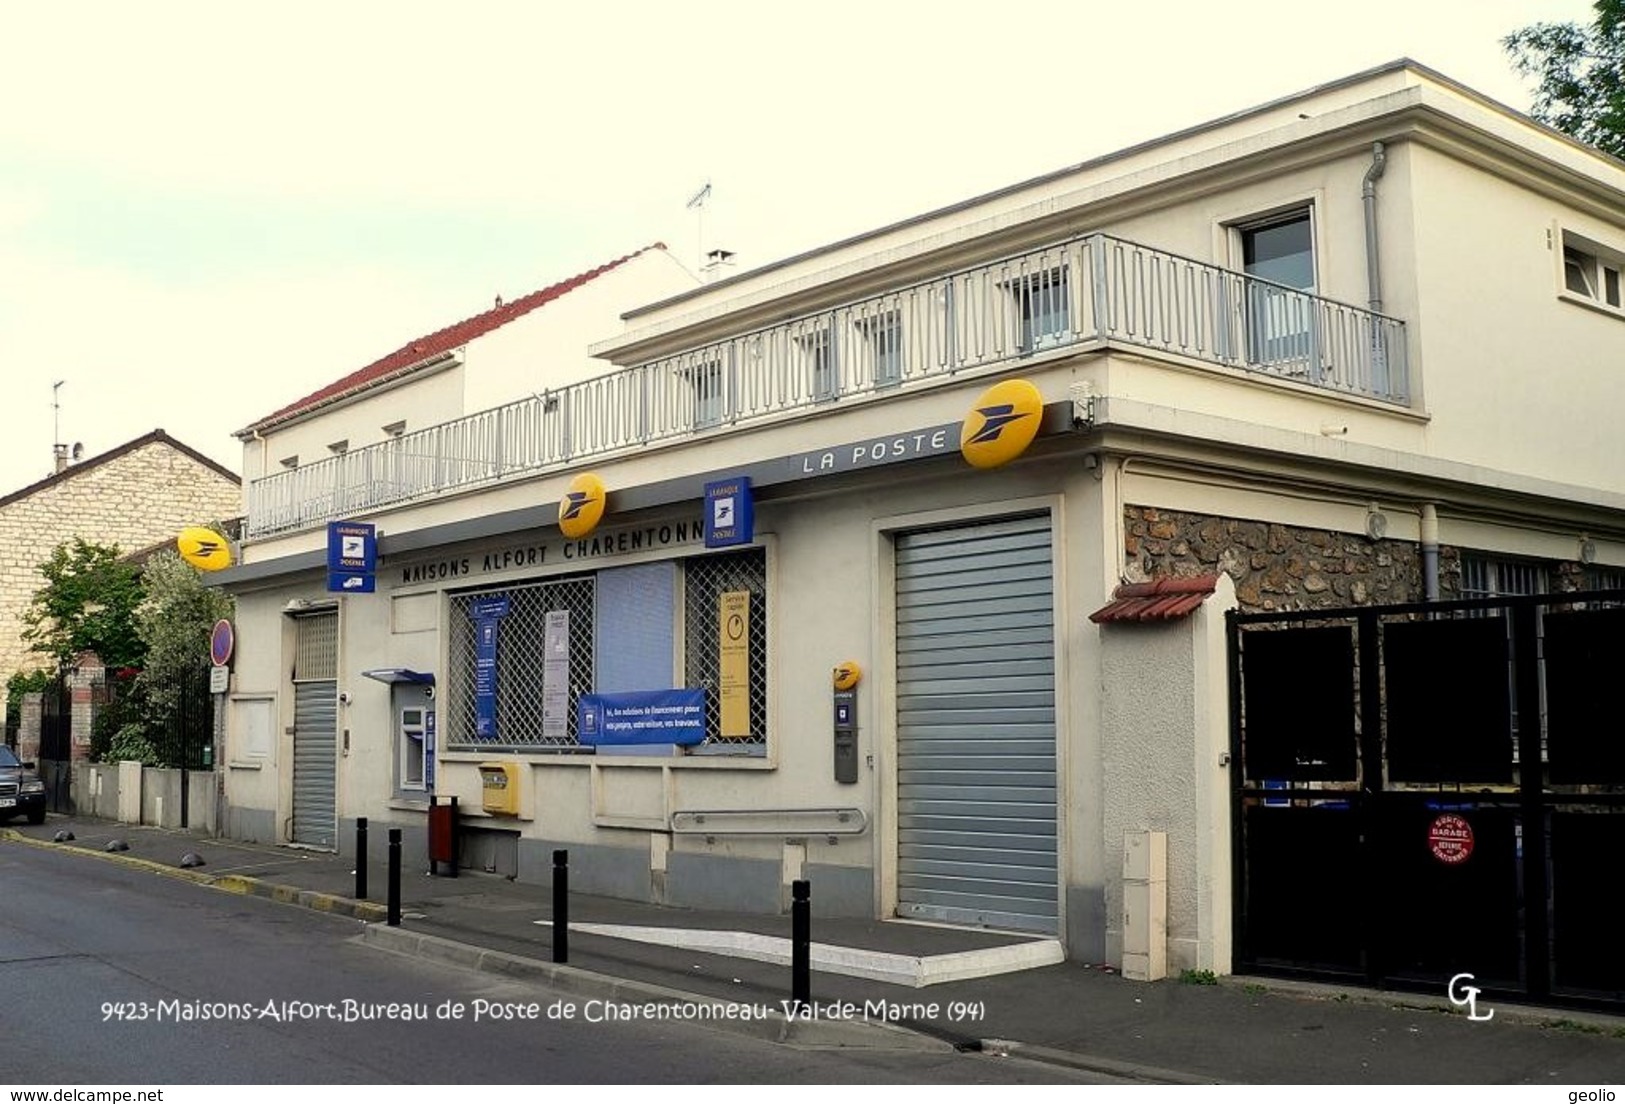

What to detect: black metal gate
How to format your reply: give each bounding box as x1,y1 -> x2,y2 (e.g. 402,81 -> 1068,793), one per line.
1229,589 -> 1625,1010
38,674 -> 74,812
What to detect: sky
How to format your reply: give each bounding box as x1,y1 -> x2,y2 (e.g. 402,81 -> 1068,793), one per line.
0,0 -> 1600,496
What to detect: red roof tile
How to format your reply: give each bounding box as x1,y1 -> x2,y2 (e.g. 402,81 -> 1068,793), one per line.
1089,574 -> 1221,624
239,244 -> 666,435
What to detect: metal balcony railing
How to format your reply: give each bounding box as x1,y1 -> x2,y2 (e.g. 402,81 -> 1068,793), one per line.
245,232 -> 1410,538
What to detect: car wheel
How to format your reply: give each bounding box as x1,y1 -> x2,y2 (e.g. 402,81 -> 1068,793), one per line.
26,807 -> 46,825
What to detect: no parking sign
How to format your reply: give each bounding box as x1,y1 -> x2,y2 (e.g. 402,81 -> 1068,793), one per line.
1428,814 -> 1474,864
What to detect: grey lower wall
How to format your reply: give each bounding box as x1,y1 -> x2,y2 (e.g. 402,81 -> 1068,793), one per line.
804,863 -> 873,918
519,839 -> 652,901
227,805 -> 276,844
1066,883 -> 1108,964
666,850 -> 780,914
69,762 -> 121,821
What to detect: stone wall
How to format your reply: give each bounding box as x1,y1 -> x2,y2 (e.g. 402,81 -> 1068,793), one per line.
0,436 -> 240,678
1124,506 -> 1425,613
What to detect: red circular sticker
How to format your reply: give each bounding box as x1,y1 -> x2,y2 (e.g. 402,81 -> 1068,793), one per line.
1428,814 -> 1474,864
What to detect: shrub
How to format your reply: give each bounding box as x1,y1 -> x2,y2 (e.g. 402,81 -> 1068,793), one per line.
106,723 -> 160,767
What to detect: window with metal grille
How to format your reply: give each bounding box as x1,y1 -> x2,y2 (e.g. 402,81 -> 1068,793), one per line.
857,310 -> 903,388
683,548 -> 769,749
293,612 -> 338,681
1011,268 -> 1071,352
799,327 -> 837,401
446,576 -> 596,749
1460,555 -> 1547,600
689,360 -> 725,428
1588,566 -> 1625,591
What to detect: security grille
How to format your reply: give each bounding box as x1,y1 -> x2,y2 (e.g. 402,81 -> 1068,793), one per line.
447,576 -> 595,748
291,611 -> 338,850
895,515 -> 1058,934
1460,555 -> 1546,600
294,612 -> 338,679
684,548 -> 769,746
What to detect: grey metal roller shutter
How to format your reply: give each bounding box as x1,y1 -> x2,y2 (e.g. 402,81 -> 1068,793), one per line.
292,613 -> 338,850
895,514 -> 1058,934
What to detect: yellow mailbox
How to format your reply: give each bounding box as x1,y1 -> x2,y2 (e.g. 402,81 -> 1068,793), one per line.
479,762 -> 521,816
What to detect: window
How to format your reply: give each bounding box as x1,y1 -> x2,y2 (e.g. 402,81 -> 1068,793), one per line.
382,421 -> 406,439
1238,208 -> 1317,367
1587,566 -> 1625,591
857,311 -> 903,387
799,328 -> 837,401
328,440 -> 349,456
444,546 -> 769,752
684,549 -> 769,748
689,360 -> 724,428
1561,232 -> 1623,311
279,455 -> 299,471
1011,268 -> 1071,352
1461,555 -> 1547,600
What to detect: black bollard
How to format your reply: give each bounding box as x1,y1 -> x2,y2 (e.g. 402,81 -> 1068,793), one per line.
791,879 -> 811,1012
387,828 -> 402,927
552,849 -> 569,964
355,817 -> 369,900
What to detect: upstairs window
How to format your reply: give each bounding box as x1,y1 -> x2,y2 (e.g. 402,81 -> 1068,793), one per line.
798,327 -> 837,401
1237,207 -> 1317,368
689,360 -> 725,428
279,455 -> 299,471
1561,232 -> 1623,313
1012,267 -> 1071,352
858,310 -> 903,387
327,440 -> 349,456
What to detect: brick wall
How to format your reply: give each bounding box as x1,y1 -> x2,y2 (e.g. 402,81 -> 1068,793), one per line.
0,440 -> 240,677
1124,506 -> 1425,613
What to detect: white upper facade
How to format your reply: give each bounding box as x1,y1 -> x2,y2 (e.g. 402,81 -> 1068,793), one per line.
237,60 -> 1625,560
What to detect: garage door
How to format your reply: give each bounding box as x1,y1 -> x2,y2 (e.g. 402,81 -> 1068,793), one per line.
291,612 -> 338,850
895,514 -> 1058,934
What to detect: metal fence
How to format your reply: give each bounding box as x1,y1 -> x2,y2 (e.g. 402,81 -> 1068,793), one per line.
244,232 -> 1410,538
447,576 -> 597,749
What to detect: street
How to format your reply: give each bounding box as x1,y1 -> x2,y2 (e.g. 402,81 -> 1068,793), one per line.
0,843 -> 1109,1084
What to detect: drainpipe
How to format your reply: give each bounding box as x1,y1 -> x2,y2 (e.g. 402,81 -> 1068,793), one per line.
1420,502 -> 1440,601
1362,142 -> 1387,314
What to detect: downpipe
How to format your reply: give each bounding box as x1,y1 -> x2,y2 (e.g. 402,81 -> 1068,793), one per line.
1362,142 -> 1387,314
1421,502 -> 1440,601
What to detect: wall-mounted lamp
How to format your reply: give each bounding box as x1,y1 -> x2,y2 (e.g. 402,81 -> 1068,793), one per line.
1364,503 -> 1389,542
1580,535 -> 1598,564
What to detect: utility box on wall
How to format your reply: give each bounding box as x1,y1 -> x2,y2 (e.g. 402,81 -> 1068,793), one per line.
1122,830 -> 1168,982
479,762 -> 522,816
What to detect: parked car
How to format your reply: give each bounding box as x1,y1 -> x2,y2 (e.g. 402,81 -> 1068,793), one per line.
0,746 -> 47,824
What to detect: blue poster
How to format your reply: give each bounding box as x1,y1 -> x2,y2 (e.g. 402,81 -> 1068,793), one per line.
704,477 -> 754,548
578,688 -> 707,746
472,596 -> 510,739
424,710 -> 437,793
327,520 -> 377,593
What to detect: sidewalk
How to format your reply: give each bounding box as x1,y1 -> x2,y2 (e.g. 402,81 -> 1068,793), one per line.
6,814 -> 1623,1084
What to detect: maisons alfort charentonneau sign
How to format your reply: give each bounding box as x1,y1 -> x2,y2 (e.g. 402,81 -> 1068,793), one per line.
397,519 -> 704,586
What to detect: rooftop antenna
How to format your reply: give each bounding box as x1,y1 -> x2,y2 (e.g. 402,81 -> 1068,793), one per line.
685,180 -> 712,273
52,380 -> 69,474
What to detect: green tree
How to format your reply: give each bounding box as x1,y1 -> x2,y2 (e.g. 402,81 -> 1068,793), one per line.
135,548 -> 234,722
21,538 -> 146,669
1505,0 -> 1625,158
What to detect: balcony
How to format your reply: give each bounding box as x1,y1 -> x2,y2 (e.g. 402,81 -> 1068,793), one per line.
244,232 -> 1409,539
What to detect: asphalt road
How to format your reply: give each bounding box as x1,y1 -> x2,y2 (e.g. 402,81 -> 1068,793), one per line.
0,843 -> 1109,1085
